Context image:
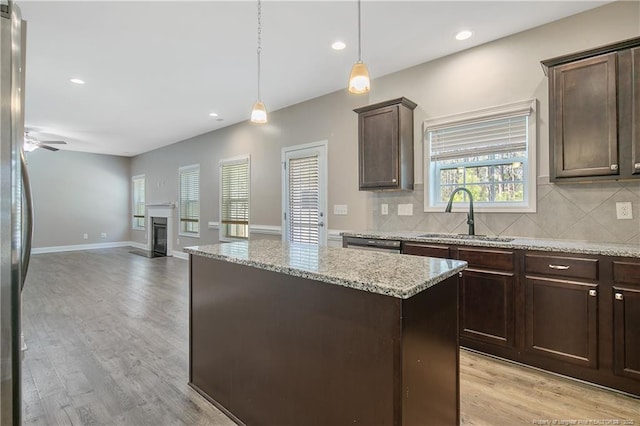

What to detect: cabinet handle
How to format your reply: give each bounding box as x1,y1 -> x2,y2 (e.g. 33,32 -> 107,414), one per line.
589,289 -> 597,297
548,264 -> 570,270
458,272 -> 463,278
615,293 -> 624,301
610,164 -> 619,171
392,178 -> 397,183
635,163 -> 640,170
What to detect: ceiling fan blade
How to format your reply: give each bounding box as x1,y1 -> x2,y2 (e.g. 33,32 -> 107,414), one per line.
39,145 -> 59,151
40,140 -> 66,144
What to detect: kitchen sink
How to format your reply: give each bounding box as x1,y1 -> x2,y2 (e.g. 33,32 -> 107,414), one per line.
418,233 -> 515,242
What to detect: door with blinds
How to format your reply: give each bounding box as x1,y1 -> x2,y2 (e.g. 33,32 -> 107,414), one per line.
282,141 -> 327,246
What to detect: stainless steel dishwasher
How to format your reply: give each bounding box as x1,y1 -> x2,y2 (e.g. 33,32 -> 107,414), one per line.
342,236 -> 401,253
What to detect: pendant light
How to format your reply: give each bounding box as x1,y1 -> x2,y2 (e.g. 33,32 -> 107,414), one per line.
348,0 -> 370,94
250,0 -> 267,123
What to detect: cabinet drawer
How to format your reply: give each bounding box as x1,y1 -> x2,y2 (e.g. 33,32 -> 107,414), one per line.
457,248 -> 514,272
402,243 -> 450,259
525,254 -> 598,281
612,261 -> 640,286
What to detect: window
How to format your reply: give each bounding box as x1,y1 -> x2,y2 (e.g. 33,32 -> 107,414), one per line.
179,164 -> 200,236
425,99 -> 536,212
132,175 -> 145,230
220,156 -> 250,241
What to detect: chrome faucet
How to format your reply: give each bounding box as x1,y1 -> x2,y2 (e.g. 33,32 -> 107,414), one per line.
445,187 -> 475,236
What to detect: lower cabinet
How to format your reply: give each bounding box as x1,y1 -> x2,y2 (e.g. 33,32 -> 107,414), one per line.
457,248 -> 516,348
525,277 -> 598,368
395,238 -> 640,396
612,261 -> 640,381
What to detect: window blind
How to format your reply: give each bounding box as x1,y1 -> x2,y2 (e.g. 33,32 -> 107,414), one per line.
429,115 -> 528,161
132,176 -> 145,229
179,165 -> 200,234
221,160 -> 249,239
288,155 -> 319,245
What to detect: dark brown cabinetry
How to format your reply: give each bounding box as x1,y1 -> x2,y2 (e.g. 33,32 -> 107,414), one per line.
392,236 -> 640,395
611,261 -> 640,381
525,254 -> 599,369
458,248 -> 516,348
543,37 -> 640,182
354,97 -> 417,191
402,242 -> 449,258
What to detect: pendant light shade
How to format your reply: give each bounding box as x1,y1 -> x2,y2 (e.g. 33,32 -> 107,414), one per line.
348,61 -> 370,94
251,0 -> 267,123
348,0 -> 370,94
251,101 -> 267,124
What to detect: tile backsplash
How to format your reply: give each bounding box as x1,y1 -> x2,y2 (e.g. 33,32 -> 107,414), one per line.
371,181 -> 640,245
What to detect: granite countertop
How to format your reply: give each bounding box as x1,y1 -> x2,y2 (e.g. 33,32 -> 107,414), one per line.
342,231 -> 640,258
184,240 -> 467,299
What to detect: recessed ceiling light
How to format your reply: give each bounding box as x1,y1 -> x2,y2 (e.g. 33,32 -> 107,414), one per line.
455,30 -> 473,41
70,78 -> 85,85
208,112 -> 219,117
331,41 -> 346,51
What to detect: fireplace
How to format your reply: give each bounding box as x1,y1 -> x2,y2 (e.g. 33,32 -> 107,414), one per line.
146,203 -> 175,257
152,217 -> 167,257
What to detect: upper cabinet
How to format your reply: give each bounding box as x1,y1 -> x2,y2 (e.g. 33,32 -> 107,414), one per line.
354,97 -> 417,191
542,37 -> 640,182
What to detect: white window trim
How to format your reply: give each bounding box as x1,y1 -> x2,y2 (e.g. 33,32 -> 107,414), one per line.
178,164 -> 200,238
423,99 -> 537,213
219,155 -> 251,243
132,174 -> 145,230
281,140 -> 328,246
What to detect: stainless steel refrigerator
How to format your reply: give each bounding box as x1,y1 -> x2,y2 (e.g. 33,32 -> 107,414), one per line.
1,1 -> 31,424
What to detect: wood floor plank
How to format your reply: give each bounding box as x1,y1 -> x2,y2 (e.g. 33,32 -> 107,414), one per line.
21,248 -> 639,425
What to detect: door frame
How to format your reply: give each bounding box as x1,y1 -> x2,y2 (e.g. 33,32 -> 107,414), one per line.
281,140 -> 328,246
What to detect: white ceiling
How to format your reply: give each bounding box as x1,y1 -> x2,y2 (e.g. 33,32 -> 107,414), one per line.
19,0 -> 608,157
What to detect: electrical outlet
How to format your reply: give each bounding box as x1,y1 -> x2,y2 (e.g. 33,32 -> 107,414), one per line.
83,233 -> 88,240
381,204 -> 389,215
398,204 -> 413,216
100,232 -> 107,238
176,238 -> 180,245
616,202 -> 633,220
333,204 -> 348,215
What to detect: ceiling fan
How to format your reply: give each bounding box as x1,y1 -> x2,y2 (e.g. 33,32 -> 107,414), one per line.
23,131 -> 67,152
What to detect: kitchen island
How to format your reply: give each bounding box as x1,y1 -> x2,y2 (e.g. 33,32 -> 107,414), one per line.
185,240 -> 467,426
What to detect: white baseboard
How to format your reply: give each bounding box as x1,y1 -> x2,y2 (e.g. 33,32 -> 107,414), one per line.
32,241 -> 138,254
172,250 -> 188,260
128,241 -> 148,250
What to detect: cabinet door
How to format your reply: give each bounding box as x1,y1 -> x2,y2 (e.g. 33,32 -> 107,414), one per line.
550,53 -> 618,179
525,277 -> 598,368
460,269 -> 515,348
613,287 -> 640,381
358,105 -> 399,189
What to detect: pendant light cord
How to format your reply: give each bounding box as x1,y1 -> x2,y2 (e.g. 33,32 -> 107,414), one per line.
357,0 -> 362,62
257,0 -> 262,101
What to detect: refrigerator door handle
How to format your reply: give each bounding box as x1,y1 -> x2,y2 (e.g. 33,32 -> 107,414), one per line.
20,149 -> 32,290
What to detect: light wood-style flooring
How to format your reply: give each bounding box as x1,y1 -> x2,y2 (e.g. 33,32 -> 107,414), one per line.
22,248 -> 639,425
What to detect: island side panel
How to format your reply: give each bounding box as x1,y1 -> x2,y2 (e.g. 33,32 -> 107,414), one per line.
189,255 -> 403,426
402,275 -> 460,426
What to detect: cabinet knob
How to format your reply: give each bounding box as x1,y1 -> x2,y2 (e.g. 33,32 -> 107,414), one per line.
635,163 -> 640,170
589,289 -> 597,297
392,178 -> 397,183
610,164 -> 619,171
615,293 -> 624,301
458,272 -> 463,278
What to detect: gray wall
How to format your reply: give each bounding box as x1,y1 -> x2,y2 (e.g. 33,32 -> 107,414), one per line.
132,1 -> 640,249
27,149 -> 130,249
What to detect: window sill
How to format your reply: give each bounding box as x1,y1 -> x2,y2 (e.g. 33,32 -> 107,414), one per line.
424,204 -> 536,214
178,232 -> 200,238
